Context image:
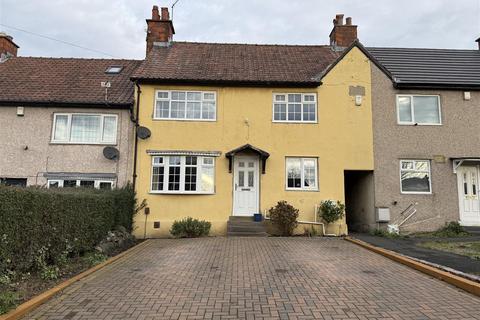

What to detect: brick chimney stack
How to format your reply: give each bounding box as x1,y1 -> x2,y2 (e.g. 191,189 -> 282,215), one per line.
146,6 -> 175,55
329,14 -> 358,48
0,32 -> 19,62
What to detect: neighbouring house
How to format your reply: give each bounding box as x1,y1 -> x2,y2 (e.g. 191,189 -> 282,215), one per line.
346,43 -> 480,232
132,8 -> 376,237
0,33 -> 140,188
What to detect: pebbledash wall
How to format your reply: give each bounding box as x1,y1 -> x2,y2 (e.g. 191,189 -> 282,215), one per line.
0,106 -> 134,187
133,47 -> 374,238
370,64 -> 480,232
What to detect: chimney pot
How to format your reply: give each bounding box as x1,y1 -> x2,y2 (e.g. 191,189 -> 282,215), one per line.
346,17 -> 352,25
476,37 -> 480,50
152,5 -> 160,20
161,7 -> 170,21
335,14 -> 344,25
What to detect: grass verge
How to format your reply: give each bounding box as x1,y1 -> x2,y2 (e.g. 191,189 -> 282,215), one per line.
418,241 -> 480,260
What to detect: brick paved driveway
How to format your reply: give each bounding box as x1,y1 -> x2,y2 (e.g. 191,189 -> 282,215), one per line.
24,238 -> 480,320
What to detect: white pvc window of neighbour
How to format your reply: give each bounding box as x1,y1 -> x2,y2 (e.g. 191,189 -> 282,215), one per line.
285,157 -> 318,190
151,155 -> 215,194
154,91 -> 216,121
52,114 -> 118,144
273,93 -> 317,122
400,160 -> 431,194
397,95 -> 441,125
47,179 -> 114,189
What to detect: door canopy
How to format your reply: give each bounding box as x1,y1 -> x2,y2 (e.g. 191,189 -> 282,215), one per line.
226,144 -> 270,174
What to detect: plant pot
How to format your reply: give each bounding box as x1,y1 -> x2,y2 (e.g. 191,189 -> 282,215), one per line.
253,213 -> 263,222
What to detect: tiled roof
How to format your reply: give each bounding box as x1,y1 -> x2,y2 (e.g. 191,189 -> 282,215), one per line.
132,42 -> 340,86
367,47 -> 480,89
0,57 -> 141,107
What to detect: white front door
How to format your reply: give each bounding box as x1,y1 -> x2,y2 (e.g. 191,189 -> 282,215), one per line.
457,166 -> 480,226
233,156 -> 259,216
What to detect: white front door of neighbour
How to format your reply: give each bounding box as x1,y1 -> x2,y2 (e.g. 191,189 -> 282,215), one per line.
457,166 -> 480,226
233,156 -> 259,216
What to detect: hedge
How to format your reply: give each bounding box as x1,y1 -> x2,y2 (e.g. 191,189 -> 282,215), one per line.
0,184 -> 137,273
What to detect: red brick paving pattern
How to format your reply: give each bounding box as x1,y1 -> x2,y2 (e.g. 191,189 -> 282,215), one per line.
23,238 -> 480,319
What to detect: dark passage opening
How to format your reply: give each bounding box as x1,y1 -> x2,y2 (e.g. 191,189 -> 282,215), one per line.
344,170 -> 374,233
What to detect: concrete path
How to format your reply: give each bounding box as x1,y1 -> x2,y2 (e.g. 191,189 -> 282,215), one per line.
24,238 -> 480,320
353,233 -> 480,276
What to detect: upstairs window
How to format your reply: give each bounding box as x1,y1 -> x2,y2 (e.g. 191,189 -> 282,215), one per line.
397,95 -> 441,125
151,155 -> 215,194
273,93 -> 317,123
52,113 -> 118,144
154,90 -> 216,121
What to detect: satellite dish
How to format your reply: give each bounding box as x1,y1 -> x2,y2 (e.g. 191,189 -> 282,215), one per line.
103,147 -> 120,160
137,126 -> 151,139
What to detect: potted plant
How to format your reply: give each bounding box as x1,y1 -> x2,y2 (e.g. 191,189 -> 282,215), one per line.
318,200 -> 345,233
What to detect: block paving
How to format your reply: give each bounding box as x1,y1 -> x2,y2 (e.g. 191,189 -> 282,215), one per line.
24,238 -> 480,319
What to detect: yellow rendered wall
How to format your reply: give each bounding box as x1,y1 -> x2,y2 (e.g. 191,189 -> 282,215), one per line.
133,47 -> 373,238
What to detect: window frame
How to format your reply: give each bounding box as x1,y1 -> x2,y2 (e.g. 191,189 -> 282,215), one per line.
396,94 -> 442,126
399,159 -> 432,195
153,90 -> 217,122
47,179 -> 115,189
50,113 -> 118,145
285,157 -> 319,191
150,155 -> 215,194
272,93 -> 318,124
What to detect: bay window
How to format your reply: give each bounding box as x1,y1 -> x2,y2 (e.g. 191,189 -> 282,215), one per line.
52,113 -> 118,144
151,155 -> 215,194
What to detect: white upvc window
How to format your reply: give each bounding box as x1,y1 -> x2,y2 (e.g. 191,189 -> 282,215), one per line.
285,157 -> 318,191
51,113 -> 118,144
47,179 -> 114,190
396,95 -> 441,125
400,160 -> 432,194
154,90 -> 216,121
273,93 -> 317,123
151,155 -> 215,194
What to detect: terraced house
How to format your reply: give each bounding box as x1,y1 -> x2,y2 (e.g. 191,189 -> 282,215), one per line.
132,8 -> 377,237
0,32 -> 139,189
347,44 -> 480,232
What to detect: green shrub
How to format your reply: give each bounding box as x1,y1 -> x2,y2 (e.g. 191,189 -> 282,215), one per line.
0,291 -> 18,314
433,221 -> 470,238
318,200 -> 345,224
170,217 -> 211,238
0,184 -> 137,274
370,228 -> 403,239
83,252 -> 107,267
269,201 -> 299,236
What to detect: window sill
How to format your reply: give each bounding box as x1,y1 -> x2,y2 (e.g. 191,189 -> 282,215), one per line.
152,118 -> 216,122
50,141 -> 118,146
272,120 -> 318,124
285,188 -> 319,192
149,191 -> 215,195
400,191 -> 432,195
397,123 -> 442,126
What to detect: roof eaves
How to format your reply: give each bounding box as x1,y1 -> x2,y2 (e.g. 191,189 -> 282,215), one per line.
130,77 -> 321,88
0,100 -> 133,108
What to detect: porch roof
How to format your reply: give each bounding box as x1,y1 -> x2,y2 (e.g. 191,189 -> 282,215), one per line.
225,144 -> 270,174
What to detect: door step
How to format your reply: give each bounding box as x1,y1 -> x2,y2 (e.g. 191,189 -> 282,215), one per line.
227,216 -> 268,237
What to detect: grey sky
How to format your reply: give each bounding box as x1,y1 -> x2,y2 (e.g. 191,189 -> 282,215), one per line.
0,0 -> 479,59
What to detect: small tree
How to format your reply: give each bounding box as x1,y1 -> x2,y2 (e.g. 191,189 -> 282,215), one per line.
318,200 -> 345,224
269,201 -> 299,236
